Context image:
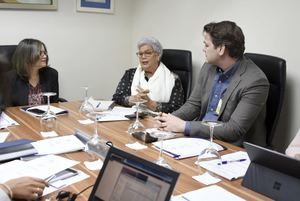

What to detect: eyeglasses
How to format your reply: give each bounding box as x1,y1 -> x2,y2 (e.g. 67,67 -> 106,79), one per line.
40,51 -> 48,57
136,51 -> 154,58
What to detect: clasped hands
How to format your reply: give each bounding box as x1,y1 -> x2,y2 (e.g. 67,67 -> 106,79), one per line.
129,86 -> 157,111
155,112 -> 186,133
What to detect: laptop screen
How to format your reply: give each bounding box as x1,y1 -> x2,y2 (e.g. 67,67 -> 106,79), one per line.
88,147 -> 179,201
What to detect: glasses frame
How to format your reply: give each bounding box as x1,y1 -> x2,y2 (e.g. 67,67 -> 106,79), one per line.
136,51 -> 155,58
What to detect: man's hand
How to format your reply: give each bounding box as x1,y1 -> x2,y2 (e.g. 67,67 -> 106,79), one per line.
155,113 -> 185,132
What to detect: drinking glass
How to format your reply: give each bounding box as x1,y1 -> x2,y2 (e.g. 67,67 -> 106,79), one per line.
196,121 -> 222,167
85,111 -> 109,160
40,92 -> 57,134
149,131 -> 175,169
127,97 -> 147,135
79,86 -> 94,118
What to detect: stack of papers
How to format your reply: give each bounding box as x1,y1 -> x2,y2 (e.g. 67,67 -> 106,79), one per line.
32,135 -> 85,155
20,105 -> 68,117
198,151 -> 250,180
87,98 -> 114,111
95,106 -> 135,122
0,139 -> 37,162
0,154 -> 79,183
172,185 -> 245,201
0,112 -> 19,129
152,138 -> 225,159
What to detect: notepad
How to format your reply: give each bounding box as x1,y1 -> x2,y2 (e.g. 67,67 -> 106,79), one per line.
31,135 -> 85,155
198,151 -> 250,180
20,105 -> 68,117
152,138 -> 225,159
0,139 -> 37,162
87,98 -> 114,111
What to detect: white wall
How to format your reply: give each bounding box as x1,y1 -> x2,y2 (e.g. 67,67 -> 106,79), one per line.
1,0 -> 299,150
0,0 -> 133,100
131,0 -> 300,151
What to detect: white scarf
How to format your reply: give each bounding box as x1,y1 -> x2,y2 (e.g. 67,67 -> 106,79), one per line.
131,63 -> 175,102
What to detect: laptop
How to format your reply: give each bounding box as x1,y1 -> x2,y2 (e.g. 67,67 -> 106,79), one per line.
242,142 -> 300,201
88,146 -> 179,201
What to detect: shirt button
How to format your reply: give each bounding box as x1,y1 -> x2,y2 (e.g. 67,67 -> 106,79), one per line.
210,108 -> 213,111
215,95 -> 218,98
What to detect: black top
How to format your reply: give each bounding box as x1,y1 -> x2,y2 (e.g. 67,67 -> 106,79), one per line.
4,67 -> 59,106
112,68 -> 184,113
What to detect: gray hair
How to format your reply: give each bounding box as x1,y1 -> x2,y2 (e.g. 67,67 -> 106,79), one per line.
137,36 -> 163,58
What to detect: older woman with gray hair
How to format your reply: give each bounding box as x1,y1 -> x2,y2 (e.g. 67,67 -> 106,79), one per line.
112,36 -> 184,113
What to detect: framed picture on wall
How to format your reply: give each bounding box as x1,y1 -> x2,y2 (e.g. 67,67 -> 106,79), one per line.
77,0 -> 114,14
0,0 -> 57,10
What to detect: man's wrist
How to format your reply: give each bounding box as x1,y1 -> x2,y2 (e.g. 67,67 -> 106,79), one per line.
184,121 -> 191,136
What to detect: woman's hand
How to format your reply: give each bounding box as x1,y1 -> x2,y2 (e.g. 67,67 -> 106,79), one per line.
5,177 -> 48,200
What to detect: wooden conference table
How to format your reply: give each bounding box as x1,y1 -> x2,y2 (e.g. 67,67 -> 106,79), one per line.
4,101 -> 272,201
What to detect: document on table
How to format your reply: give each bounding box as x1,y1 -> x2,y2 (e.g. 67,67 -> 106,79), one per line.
172,185 -> 245,201
31,135 -> 85,155
87,97 -> 114,111
0,112 -> 19,129
198,151 -> 250,180
0,154 -> 79,183
20,105 -> 68,117
0,132 -> 9,142
96,106 -> 135,122
152,138 -> 225,159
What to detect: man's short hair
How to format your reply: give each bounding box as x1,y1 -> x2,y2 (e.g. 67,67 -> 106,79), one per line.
204,21 -> 245,58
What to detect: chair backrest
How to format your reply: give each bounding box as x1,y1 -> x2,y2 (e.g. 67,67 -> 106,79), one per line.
245,53 -> 286,147
0,45 -> 67,102
0,45 -> 17,74
161,49 -> 192,101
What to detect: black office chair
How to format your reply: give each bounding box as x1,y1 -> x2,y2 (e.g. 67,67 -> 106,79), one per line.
161,49 -> 192,101
0,45 -> 17,74
245,53 -> 286,148
0,45 -> 67,102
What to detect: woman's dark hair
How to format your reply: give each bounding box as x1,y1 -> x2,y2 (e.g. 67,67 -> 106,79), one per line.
12,38 -> 49,79
203,21 -> 245,58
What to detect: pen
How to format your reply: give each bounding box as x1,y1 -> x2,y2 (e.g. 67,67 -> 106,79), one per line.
181,196 -> 190,201
218,158 -> 246,165
96,102 -> 101,108
161,148 -> 180,158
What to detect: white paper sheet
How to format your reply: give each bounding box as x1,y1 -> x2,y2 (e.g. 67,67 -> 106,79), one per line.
32,135 -> 85,155
0,132 -> 9,142
198,151 -> 250,180
84,159 -> 103,170
95,106 -> 134,122
0,155 -> 79,183
126,142 -> 147,150
0,112 -> 19,129
192,172 -> 221,185
78,119 -> 94,125
152,138 -> 224,159
87,98 -> 114,111
40,131 -> 59,138
172,185 -> 245,201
